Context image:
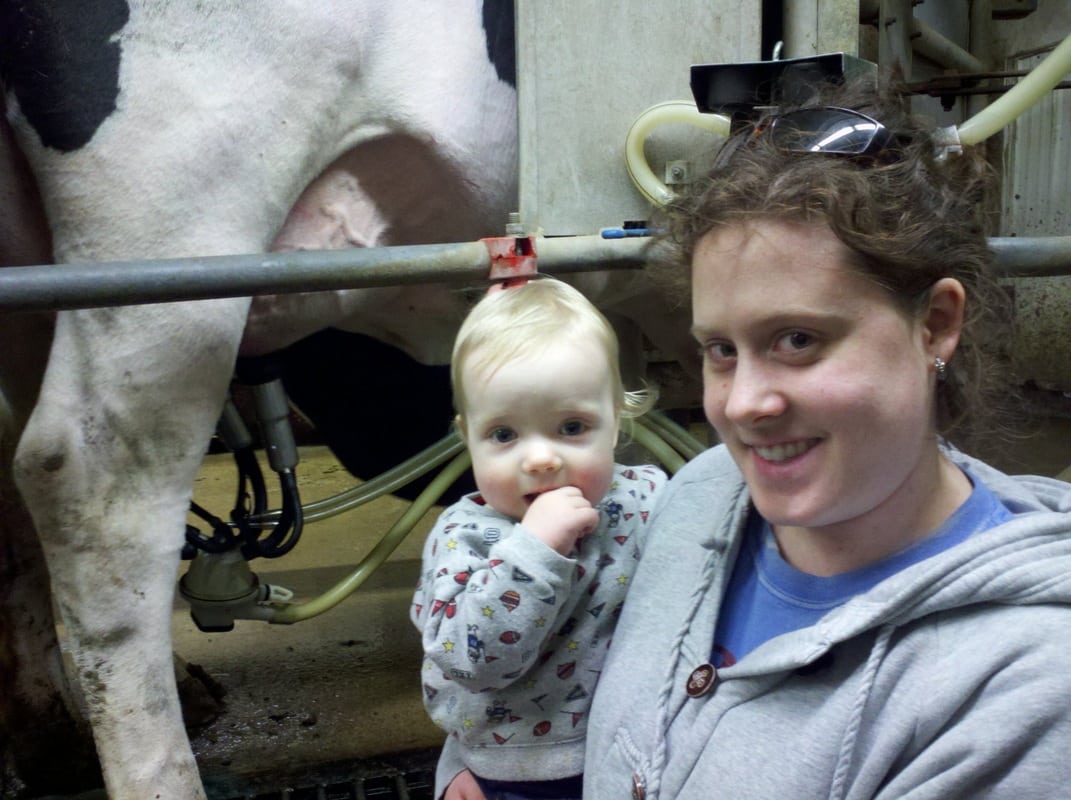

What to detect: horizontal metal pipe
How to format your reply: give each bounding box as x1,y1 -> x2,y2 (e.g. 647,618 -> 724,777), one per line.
0,235 -> 1067,313
0,235 -> 648,313
989,236 -> 1071,278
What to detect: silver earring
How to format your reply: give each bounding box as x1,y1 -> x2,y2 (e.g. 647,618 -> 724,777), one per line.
934,356 -> 948,383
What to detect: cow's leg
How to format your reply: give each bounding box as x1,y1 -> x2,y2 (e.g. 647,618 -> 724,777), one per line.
1,314 -> 105,796
0,105 -> 101,793
13,300 -> 248,799
0,465 -> 102,796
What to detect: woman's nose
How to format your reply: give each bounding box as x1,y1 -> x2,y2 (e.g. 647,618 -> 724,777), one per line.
522,440 -> 563,473
720,359 -> 787,425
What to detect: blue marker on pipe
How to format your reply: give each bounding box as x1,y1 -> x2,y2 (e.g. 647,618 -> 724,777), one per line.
601,227 -> 652,239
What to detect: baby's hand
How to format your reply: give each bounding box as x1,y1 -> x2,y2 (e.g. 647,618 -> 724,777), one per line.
522,486 -> 599,555
444,770 -> 485,800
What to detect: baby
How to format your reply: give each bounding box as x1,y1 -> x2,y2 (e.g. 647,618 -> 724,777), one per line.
410,278 -> 665,800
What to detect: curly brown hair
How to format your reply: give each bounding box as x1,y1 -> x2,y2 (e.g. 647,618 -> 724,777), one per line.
657,75 -> 1015,451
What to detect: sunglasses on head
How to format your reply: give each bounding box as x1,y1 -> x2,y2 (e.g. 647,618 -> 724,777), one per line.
719,106 -> 903,165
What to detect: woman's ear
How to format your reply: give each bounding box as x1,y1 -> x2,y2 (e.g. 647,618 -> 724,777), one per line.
922,277 -> 966,361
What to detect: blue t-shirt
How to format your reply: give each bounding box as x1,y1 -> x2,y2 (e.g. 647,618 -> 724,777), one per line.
712,472 -> 1014,667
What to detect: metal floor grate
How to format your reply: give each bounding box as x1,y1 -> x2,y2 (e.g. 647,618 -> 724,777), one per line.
205,748 -> 439,800
25,752 -> 438,800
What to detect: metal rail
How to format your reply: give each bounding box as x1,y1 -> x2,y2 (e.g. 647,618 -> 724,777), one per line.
0,235 -> 647,313
988,236 -> 1071,277
0,234 -> 1069,313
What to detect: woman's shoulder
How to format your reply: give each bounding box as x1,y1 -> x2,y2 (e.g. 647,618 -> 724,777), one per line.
642,445 -> 749,545
946,446 -> 1071,515
670,444 -> 742,488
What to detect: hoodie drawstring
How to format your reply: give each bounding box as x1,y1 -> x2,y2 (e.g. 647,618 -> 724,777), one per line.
829,624 -> 895,800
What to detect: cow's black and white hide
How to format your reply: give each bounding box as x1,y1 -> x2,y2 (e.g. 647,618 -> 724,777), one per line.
0,1 -> 689,797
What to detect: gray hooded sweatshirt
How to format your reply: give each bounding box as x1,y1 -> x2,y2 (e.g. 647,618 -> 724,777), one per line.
583,445 -> 1071,800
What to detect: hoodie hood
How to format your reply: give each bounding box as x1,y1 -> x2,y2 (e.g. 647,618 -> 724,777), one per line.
798,446 -> 1071,657
703,444 -> 1071,678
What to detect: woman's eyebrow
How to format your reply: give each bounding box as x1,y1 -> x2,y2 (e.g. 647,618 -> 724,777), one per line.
692,308 -> 853,338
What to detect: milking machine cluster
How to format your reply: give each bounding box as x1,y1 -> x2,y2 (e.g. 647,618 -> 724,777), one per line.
179,353 -> 302,631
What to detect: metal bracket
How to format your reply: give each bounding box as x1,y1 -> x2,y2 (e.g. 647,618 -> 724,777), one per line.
482,235 -> 538,282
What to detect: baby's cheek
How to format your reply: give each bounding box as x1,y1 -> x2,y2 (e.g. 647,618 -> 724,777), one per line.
577,463 -> 615,506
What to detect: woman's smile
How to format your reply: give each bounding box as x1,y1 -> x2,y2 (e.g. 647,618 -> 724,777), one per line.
751,438 -> 821,464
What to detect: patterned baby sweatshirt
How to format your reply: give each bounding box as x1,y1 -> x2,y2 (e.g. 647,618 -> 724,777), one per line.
410,463 -> 665,782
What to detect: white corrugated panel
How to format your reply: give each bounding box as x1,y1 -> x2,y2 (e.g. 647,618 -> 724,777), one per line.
1001,45 -> 1071,237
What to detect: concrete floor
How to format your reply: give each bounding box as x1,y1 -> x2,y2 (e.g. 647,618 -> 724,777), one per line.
178,445 -> 447,799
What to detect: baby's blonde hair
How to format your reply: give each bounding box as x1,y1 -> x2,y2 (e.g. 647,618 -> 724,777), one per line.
451,278 -> 654,429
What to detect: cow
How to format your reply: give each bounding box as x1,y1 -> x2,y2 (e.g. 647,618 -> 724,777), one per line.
0,2 -> 692,797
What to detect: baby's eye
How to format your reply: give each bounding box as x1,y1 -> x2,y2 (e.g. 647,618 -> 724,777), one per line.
560,420 -> 588,436
777,330 -> 816,352
702,341 -> 737,371
489,427 -> 516,444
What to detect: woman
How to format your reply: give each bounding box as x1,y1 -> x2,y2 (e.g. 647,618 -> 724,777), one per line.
582,80 -> 1071,798
444,78 -> 1071,800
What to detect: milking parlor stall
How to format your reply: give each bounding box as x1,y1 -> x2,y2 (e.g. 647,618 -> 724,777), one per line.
2,1 -> 1071,798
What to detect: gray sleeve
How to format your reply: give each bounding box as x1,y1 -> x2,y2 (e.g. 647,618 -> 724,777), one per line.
414,513 -> 577,691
